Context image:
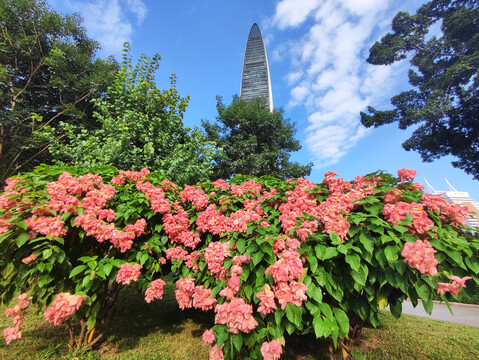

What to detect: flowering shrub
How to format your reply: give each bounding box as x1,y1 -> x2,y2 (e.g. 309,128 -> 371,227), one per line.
0,164 -> 478,359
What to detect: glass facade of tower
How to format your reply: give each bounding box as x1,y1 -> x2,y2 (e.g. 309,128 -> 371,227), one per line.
240,23 -> 273,110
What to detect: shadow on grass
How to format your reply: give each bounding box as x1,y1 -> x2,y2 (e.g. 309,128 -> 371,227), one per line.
102,282 -> 214,356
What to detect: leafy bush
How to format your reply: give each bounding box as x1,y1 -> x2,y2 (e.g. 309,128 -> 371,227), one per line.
0,165 -> 477,359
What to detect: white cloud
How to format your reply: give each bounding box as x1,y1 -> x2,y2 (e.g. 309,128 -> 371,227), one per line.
273,0 -> 321,29
65,0 -> 148,56
270,0 -> 401,168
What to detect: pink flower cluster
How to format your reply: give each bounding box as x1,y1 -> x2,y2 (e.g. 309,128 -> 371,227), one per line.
262,249 -> 308,311
115,263 -> 142,285
218,255 -> 251,300
214,297 -> 258,334
422,193 -> 469,227
278,174 -> 376,242
401,240 -> 438,276
43,292 -> 87,326
397,168 -> 417,183
202,329 -> 215,344
196,204 -> 263,236
3,293 -> 31,345
260,339 -> 283,360
175,276 -> 196,309
231,180 -> 262,197
212,179 -> 229,190
162,204 -> 200,248
437,275 -> 472,295
256,285 -> 276,315
180,185 -> 209,209
204,241 -> 231,280
111,168 -> 150,185
145,279 -> 166,303
193,286 -> 217,311
209,344 -> 224,360
383,201 -> 434,235
175,276 -> 217,311
25,215 -> 67,238
136,181 -> 172,214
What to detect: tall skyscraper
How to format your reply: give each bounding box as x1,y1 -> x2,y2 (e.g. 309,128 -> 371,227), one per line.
240,23 -> 273,110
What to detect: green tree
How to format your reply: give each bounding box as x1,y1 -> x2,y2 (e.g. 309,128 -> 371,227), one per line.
48,45 -> 217,185
202,96 -> 312,180
0,0 -> 118,183
361,0 -> 479,179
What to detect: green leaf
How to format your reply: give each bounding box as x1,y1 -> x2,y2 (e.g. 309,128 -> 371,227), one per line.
315,267 -> 327,286
333,307 -> 349,336
322,247 -> 338,260
465,256 -> 479,273
308,253 -> 318,273
252,251 -> 263,266
232,334 -> 243,351
313,317 -> 325,338
16,232 -> 29,248
389,300 -> 402,319
351,264 -> 368,287
285,303 -> 302,328
359,233 -> 375,253
415,280 -> 430,302
140,252 -> 149,265
306,282 -> 323,303
103,263 -> 113,277
345,253 -> 361,271
392,225 -> 408,234
236,238 -> 246,253
384,245 -> 399,261
70,265 -> 87,278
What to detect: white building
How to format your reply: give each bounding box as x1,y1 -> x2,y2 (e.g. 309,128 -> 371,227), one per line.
425,179 -> 479,229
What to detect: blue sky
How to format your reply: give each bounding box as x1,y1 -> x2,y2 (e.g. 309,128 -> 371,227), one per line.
49,0 -> 478,200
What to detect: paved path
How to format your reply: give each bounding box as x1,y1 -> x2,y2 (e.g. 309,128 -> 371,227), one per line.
400,300 -> 479,327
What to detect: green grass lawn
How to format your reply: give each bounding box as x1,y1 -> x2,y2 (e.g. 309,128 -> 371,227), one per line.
1,284 -> 478,360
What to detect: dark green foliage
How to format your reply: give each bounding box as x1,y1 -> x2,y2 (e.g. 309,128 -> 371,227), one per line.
361,0 -> 479,179
0,0 -> 118,183
202,96 -> 312,180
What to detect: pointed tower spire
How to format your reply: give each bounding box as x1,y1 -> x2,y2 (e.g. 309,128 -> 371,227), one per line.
240,23 -> 273,110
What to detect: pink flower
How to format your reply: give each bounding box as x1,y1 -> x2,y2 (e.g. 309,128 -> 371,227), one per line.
180,185 -> 209,209
175,276 -> 196,309
257,285 -> 277,315
401,240 -> 438,276
273,281 -> 308,310
202,329 -> 215,345
260,339 -> 283,360
209,344 -> 224,360
44,293 -> 86,326
212,179 -> 229,189
25,215 -> 67,238
214,297 -> 258,334
193,286 -> 217,311
21,253 -> 36,264
115,263 -> 142,285
145,279 -> 166,303
437,276 -> 472,295
397,168 -> 417,183
3,327 -> 22,345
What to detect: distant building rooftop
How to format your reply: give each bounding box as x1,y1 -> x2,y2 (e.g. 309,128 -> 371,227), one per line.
425,179 -> 479,229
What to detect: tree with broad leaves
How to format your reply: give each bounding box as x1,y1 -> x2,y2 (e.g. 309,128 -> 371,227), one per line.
0,0 -> 118,183
46,44 -> 217,186
202,96 -> 312,180
361,0 -> 479,179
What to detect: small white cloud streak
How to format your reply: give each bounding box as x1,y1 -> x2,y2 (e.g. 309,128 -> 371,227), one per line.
270,0 -> 402,167
65,0 -> 148,56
